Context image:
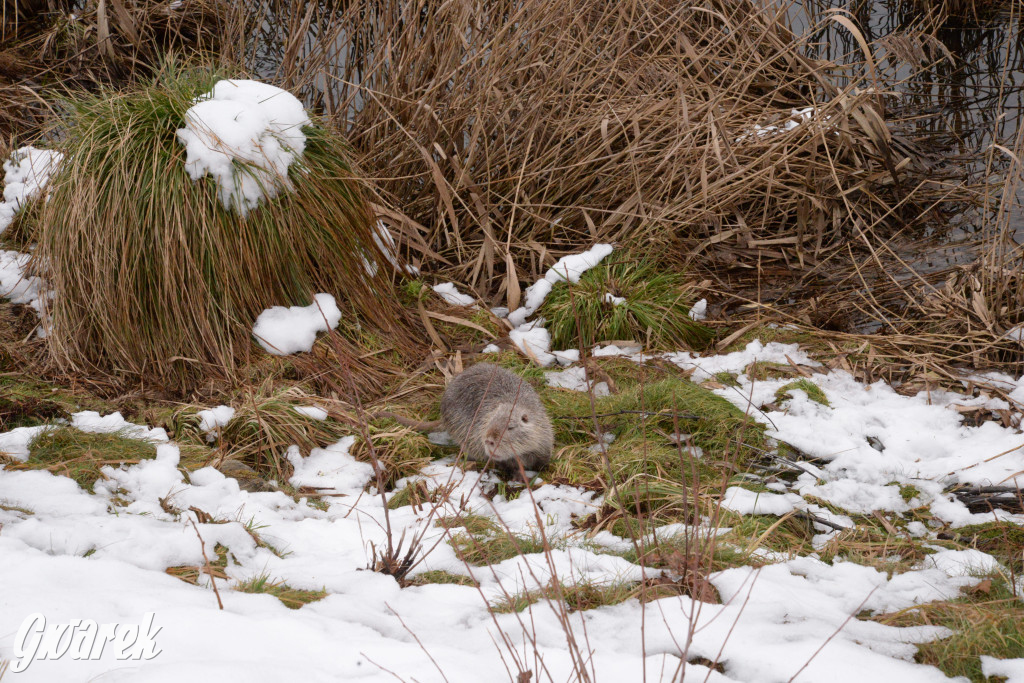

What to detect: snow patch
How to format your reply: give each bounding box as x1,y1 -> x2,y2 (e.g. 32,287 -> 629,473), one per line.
253,293 -> 341,355
177,80 -> 310,214
0,146 -> 63,234
432,282 -> 475,307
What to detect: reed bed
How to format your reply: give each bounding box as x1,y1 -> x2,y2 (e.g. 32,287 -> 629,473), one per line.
238,0 -> 978,301
1,0 -> 240,141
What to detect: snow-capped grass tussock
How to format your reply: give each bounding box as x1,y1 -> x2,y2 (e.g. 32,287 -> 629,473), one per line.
539,255 -> 711,351
25,67 -> 408,393
0,146 -> 63,234
177,79 -> 310,215
252,293 -> 342,355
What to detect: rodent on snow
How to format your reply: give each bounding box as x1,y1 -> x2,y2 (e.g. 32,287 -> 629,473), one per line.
440,363 -> 554,473
373,363 -> 554,473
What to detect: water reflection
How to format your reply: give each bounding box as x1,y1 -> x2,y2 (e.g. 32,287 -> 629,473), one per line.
789,0 -> 1022,242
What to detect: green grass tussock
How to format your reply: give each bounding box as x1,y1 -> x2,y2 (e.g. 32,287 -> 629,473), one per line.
490,580 -> 642,614
11,426 -> 157,491
29,65 -> 411,394
774,379 -> 830,407
540,258 -> 711,351
234,573 -> 327,609
408,570 -> 479,587
544,374 -> 767,530
450,531 -> 548,566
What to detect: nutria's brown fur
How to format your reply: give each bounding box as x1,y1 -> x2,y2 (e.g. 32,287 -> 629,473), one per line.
440,363 -> 554,473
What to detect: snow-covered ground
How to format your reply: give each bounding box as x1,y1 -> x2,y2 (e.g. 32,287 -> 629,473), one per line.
1,132 -> 1021,679
2,340 -> 1022,682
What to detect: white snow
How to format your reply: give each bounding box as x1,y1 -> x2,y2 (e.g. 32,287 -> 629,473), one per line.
197,405 -> 235,437
603,292 -> 625,306
176,80 -> 310,215
689,298 -> 708,321
982,656 -> 1024,682
71,411 -> 169,443
722,486 -> 802,516
0,146 -> 63,234
0,249 -> 46,312
663,339 -> 820,382
509,321 -> 555,366
0,425 -> 51,462
2,338 -> 1024,681
252,293 -> 341,355
545,366 -> 610,397
431,282 -> 475,307
293,405 -> 328,421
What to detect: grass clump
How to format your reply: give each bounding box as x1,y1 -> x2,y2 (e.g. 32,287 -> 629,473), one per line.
899,484 -> 922,503
745,362 -> 793,382
6,426 -> 158,492
449,529 -> 547,566
357,424 -> 436,492
816,516 -> 930,573
235,573 -> 327,609
539,258 -> 711,351
166,543 -> 230,584
0,395 -> 69,431
545,374 -> 768,527
774,379 -> 830,407
436,513 -> 501,535
713,372 -> 741,388
873,577 -> 1024,681
940,522 -> 1024,574
29,65 -> 412,393
408,570 -> 479,588
490,580 -> 640,614
720,511 -> 818,560
174,385 -> 348,478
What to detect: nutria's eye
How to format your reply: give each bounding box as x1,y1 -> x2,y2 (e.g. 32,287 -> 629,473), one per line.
521,414 -> 529,424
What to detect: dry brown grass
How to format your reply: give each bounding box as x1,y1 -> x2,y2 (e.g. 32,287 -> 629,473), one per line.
235,0 -> 977,306
1,0 -> 240,141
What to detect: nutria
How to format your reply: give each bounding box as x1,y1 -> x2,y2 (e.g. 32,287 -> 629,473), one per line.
441,363 -> 554,473
375,363 -> 554,474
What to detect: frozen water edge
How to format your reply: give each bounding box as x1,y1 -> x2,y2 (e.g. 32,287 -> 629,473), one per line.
0,341 -> 1022,681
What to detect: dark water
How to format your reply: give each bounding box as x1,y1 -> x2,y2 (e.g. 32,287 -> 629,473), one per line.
787,0 -> 1024,251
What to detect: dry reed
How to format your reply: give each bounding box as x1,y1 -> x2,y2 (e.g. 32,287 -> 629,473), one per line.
237,0 -> 978,304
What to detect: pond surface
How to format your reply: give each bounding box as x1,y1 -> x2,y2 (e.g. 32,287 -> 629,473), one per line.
789,0 -> 1023,250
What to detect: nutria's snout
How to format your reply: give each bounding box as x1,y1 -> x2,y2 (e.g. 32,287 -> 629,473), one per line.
483,421 -> 515,459
483,430 -> 500,458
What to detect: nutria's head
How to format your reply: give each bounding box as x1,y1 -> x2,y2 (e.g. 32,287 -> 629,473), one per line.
481,402 -> 552,463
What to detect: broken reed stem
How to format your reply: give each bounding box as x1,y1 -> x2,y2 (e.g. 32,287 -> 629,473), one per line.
189,518 -> 224,610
